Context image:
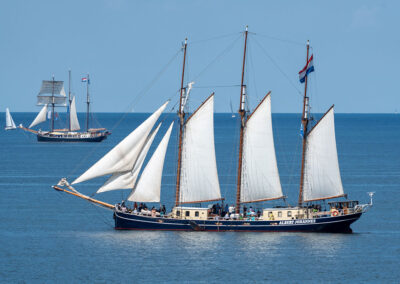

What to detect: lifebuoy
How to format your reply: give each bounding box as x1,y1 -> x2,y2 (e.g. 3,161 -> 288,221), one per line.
332,210 -> 339,217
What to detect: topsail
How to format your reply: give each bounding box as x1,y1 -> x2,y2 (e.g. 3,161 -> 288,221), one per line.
37,80 -> 67,106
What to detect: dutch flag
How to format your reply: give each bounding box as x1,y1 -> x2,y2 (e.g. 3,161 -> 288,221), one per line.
81,77 -> 88,82
298,54 -> 315,83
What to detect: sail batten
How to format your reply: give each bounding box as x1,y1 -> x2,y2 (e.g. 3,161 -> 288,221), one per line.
72,101 -> 168,185
29,104 -> 48,128
303,106 -> 344,202
240,93 -> 283,203
179,94 -> 221,204
69,96 -> 80,131
128,122 -> 174,202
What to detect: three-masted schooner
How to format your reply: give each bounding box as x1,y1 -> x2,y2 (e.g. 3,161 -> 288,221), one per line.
20,71 -> 110,142
53,29 -> 373,232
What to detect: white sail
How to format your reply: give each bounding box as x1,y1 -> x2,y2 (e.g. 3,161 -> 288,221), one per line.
303,106 -> 345,202
128,122 -> 174,202
29,104 -> 48,128
240,93 -> 283,203
97,123 -> 162,193
5,108 -> 17,130
179,94 -> 222,203
37,80 -> 67,106
69,96 -> 80,131
72,101 -> 169,185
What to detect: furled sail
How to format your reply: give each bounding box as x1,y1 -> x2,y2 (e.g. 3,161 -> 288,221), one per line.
72,101 -> 169,185
37,80 -> 67,106
96,123 -> 162,193
29,104 -> 48,128
5,108 -> 17,130
179,94 -> 222,204
303,106 -> 345,202
69,96 -> 80,131
240,93 -> 284,203
128,122 -> 174,202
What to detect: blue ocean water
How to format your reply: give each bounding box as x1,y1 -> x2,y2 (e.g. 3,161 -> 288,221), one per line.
0,112 -> 399,283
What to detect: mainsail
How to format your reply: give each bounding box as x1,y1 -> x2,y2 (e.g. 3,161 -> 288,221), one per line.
179,94 -> 222,204
69,96 -> 80,131
97,123 -> 162,193
72,101 -> 169,185
128,122 -> 174,202
240,93 -> 283,203
37,80 -> 67,106
5,108 -> 16,130
303,106 -> 345,202
29,104 -> 48,128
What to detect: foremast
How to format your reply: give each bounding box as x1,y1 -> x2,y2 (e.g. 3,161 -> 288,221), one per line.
235,26 -> 248,213
175,38 -> 188,207
298,41 -> 310,207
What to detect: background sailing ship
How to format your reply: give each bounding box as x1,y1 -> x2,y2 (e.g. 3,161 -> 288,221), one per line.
5,108 -> 16,130
53,28 -> 373,232
20,71 -> 110,142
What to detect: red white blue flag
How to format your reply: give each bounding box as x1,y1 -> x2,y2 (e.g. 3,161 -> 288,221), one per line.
299,54 -> 314,83
81,77 -> 88,82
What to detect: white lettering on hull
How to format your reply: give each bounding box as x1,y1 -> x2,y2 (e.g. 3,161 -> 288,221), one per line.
279,219 -> 316,225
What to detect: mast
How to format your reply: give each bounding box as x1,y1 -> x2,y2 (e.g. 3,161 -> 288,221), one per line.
86,74 -> 90,131
68,70 -> 72,131
51,75 -> 55,132
175,38 -> 187,207
235,26 -> 248,213
298,40 -> 310,207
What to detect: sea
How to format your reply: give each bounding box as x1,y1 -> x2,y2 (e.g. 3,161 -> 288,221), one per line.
0,112 -> 399,283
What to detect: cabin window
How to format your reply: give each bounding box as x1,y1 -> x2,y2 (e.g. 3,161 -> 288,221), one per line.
195,211 -> 199,217
185,211 -> 190,217
287,211 -> 292,217
176,210 -> 181,216
278,211 -> 282,217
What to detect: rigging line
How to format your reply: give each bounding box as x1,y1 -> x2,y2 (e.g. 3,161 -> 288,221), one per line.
190,32 -> 242,45
254,32 -> 306,47
252,37 -> 303,96
192,34 -> 243,82
193,84 -> 240,89
66,48 -> 182,179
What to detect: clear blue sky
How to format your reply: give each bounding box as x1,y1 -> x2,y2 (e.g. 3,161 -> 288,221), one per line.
1,0 -> 398,113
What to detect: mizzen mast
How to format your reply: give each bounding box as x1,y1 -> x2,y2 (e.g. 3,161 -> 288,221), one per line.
298,40 -> 310,207
68,70 -> 72,131
235,26 -> 248,213
85,74 -> 90,131
175,38 -> 188,207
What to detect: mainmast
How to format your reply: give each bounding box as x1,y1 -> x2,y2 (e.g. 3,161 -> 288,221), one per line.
235,26 -> 248,213
86,74 -> 90,131
175,38 -> 188,207
298,40 -> 310,207
51,75 -> 55,132
68,70 -> 72,131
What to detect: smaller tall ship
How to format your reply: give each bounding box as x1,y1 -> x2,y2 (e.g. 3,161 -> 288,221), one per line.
5,108 -> 17,130
53,28 -> 373,232
20,71 -> 110,142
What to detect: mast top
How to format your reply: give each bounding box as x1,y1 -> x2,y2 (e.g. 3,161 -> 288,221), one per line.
245,25 -> 248,31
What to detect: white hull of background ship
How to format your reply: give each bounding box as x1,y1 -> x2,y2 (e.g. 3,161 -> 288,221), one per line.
53,28 -> 373,233
19,71 -> 110,142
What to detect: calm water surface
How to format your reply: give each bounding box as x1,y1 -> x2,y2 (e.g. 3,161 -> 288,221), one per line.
0,112 -> 399,283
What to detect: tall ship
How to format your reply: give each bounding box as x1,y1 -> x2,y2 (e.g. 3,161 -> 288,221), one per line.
20,71 -> 110,142
53,28 -> 373,232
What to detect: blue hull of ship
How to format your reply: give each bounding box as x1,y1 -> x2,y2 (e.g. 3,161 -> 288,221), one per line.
114,211 -> 362,233
37,134 -> 108,142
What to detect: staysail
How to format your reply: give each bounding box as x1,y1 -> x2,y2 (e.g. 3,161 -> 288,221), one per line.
303,106 -> 345,202
37,80 -> 67,106
97,123 -> 162,193
72,101 -> 169,185
128,122 -> 174,202
69,96 -> 80,131
5,108 -> 17,130
29,104 -> 48,128
240,93 -> 284,203
179,94 -> 222,204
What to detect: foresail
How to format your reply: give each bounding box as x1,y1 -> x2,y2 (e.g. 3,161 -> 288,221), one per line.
240,93 -> 283,203
69,96 -> 80,131
128,122 -> 174,202
5,108 -> 16,129
37,80 -> 67,106
96,123 -> 161,193
179,94 -> 222,204
29,104 -> 48,128
303,106 -> 345,202
72,101 -> 168,185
